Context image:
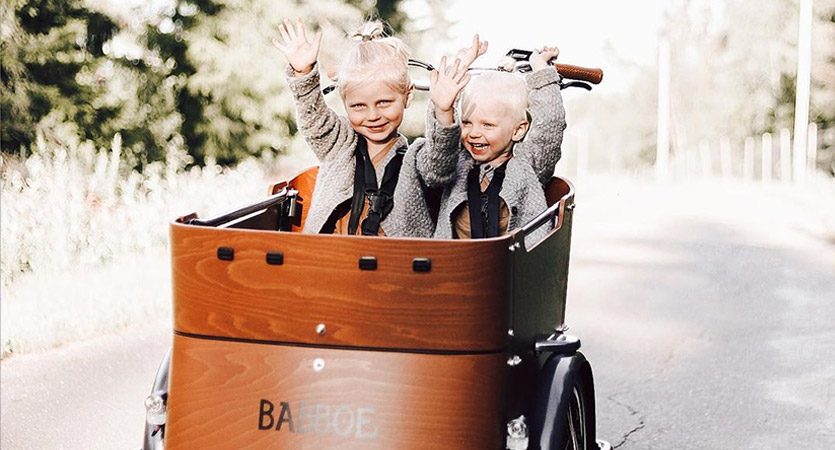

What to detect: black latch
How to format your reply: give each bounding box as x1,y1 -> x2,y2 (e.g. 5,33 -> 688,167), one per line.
217,247 -> 234,261
358,256 -> 377,270
412,258 -> 432,273
266,251 -> 283,265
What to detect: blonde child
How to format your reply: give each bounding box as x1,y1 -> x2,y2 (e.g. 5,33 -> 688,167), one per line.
273,18 -> 473,237
432,47 -> 566,239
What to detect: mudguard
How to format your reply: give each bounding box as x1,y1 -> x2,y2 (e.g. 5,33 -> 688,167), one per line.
527,351 -> 596,450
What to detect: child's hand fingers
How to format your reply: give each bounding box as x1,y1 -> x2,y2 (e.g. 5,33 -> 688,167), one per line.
271,38 -> 285,53
278,23 -> 291,45
470,34 -> 480,57
296,18 -> 307,41
439,55 -> 448,74
539,46 -> 559,58
453,65 -> 469,84
472,35 -> 488,58
296,17 -> 309,43
430,70 -> 439,86
284,19 -> 297,40
450,58 -> 461,76
479,41 -> 489,56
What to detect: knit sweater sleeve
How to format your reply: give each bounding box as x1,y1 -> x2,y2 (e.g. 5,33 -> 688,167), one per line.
285,64 -> 357,161
416,100 -> 461,188
515,67 -> 567,184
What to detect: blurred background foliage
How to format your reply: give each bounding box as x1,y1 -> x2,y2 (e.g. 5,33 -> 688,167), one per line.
2,0 -> 833,171
1,0 -> 428,168
563,0 -> 835,170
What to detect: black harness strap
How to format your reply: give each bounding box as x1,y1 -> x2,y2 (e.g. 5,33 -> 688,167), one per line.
467,162 -> 507,239
348,137 -> 405,236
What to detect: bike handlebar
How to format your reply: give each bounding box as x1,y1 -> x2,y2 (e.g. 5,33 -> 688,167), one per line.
323,49 -> 604,94
553,63 -> 604,85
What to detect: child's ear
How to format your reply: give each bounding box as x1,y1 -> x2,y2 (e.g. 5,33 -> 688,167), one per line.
405,85 -> 415,108
512,121 -> 530,142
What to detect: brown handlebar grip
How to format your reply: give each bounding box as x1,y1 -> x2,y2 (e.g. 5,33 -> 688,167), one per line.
554,64 -> 604,84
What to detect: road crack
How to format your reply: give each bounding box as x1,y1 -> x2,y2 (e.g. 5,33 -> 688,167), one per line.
608,393 -> 646,449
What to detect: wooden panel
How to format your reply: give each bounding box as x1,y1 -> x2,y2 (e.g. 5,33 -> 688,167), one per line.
165,334 -> 506,450
171,224 -> 511,351
543,177 -> 573,208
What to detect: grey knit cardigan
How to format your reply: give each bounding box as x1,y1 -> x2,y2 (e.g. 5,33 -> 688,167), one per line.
433,67 -> 567,240
286,65 -> 461,237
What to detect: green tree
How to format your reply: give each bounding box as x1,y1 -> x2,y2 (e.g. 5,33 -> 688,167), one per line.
2,0 -> 446,167
132,0 -> 368,165
1,0 -> 119,154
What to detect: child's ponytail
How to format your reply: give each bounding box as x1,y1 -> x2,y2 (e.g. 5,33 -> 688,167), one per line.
337,21 -> 412,98
348,21 -> 386,42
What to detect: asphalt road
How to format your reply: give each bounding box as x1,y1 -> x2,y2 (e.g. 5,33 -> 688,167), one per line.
1,320 -> 171,450
567,178 -> 835,449
1,177 -> 833,449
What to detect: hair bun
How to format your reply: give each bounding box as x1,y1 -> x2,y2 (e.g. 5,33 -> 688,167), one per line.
349,20 -> 385,42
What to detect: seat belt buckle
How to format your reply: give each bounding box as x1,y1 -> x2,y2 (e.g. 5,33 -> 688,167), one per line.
366,192 -> 388,214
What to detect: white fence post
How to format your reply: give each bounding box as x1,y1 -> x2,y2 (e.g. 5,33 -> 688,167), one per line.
780,128 -> 792,182
792,0 -> 812,185
743,137 -> 755,181
720,137 -> 732,179
761,132 -> 772,182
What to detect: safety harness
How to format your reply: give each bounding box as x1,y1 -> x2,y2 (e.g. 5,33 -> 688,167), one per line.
348,137 -> 405,235
466,162 -> 508,238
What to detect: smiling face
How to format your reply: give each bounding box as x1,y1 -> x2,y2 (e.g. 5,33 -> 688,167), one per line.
342,79 -> 411,146
460,92 -> 529,165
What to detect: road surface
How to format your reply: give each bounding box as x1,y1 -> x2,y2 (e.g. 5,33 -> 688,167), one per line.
568,177 -> 835,448
2,176 -> 834,449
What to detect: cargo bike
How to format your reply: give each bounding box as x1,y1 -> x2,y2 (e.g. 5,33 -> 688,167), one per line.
141,51 -> 610,450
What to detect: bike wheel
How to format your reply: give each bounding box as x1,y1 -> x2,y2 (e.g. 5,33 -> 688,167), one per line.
562,378 -> 590,450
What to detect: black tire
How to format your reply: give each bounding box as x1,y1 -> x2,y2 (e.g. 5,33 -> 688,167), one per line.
560,373 -> 593,450
563,383 -> 591,450
529,352 -> 598,450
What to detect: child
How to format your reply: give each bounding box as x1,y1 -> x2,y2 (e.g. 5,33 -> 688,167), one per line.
272,18 -> 473,237
433,47 -> 566,240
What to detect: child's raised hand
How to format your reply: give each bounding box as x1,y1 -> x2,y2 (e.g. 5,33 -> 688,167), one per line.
272,17 -> 322,75
430,56 -> 471,126
454,34 -> 489,69
530,46 -> 560,72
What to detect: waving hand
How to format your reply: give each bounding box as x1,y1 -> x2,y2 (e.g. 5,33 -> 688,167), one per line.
272,17 -> 322,75
430,56 -> 470,126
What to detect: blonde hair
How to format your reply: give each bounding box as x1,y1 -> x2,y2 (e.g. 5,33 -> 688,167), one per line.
337,21 -> 412,97
461,71 -> 529,122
